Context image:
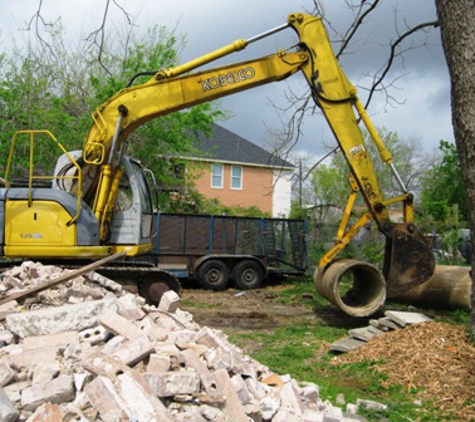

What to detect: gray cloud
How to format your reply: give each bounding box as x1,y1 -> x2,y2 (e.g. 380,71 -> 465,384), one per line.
0,0 -> 452,161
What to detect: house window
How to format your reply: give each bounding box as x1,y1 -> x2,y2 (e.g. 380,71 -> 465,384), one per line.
231,165 -> 242,190
211,163 -> 223,188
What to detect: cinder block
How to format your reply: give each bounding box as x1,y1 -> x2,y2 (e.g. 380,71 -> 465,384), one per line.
78,325 -> 110,345
21,374 -> 74,411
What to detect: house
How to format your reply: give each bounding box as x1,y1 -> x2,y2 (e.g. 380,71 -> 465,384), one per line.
189,124 -> 295,217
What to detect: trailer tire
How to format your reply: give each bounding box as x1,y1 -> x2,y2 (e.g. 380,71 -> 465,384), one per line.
196,260 -> 229,290
233,260 -> 264,290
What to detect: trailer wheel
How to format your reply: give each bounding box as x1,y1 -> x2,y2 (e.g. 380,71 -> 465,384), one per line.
196,260 -> 229,290
233,260 -> 264,290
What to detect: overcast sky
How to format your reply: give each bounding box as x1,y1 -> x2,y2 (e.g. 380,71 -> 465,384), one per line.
1,0 -> 452,162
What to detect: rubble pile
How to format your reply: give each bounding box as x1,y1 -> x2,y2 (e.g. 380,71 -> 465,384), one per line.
0,261 -> 370,422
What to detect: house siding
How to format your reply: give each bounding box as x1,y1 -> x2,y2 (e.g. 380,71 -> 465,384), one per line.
194,163 -> 273,214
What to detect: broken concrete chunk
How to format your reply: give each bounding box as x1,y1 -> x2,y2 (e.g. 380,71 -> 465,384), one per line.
0,363 -> 16,388
115,372 -> 175,422
356,398 -> 388,411
21,374 -> 75,411
110,334 -> 155,367
0,386 -> 19,422
26,402 -> 64,422
145,371 -> 200,397
86,271 -> 122,292
84,376 -> 131,422
9,346 -> 59,370
6,298 -> 118,338
158,290 -> 180,313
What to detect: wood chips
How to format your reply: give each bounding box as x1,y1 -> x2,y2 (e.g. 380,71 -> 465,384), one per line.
332,322 -> 475,421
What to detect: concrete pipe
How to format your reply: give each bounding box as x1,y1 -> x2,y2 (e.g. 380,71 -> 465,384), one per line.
392,265 -> 472,310
314,259 -> 386,317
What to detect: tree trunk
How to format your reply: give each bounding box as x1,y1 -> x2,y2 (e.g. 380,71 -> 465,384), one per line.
435,0 -> 475,335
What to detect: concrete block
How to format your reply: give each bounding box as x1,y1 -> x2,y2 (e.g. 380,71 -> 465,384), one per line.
376,316 -> 403,330
158,290 -> 180,313
99,311 -> 143,340
348,326 -> 378,342
6,298 -> 117,338
145,371 -> 200,397
385,310 -> 433,327
32,361 -> 60,385
0,363 -> 16,387
21,374 -> 74,411
78,325 -> 110,345
300,384 -> 319,402
110,334 -> 155,367
84,376 -> 131,422
3,275 -> 24,289
26,402 -> 64,422
0,386 -> 19,422
115,372 -> 175,422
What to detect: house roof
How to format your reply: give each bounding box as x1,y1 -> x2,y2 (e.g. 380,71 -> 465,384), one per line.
194,123 -> 295,170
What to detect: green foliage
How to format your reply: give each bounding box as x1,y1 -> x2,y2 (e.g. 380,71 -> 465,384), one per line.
0,19 -> 223,196
420,140 -> 468,224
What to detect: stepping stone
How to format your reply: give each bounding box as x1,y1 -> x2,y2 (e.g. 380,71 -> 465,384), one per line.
348,326 -> 378,342
330,337 -> 366,353
385,310 -> 433,327
376,317 -> 403,331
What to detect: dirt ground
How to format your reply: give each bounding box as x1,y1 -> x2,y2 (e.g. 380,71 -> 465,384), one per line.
179,282 -> 475,421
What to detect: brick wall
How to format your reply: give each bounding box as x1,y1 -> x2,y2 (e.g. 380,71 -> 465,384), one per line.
192,163 -> 273,214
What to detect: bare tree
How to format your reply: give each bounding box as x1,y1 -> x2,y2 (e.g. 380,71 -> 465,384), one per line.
435,0 -> 475,336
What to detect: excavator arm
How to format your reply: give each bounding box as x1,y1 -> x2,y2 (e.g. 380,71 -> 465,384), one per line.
79,13 -> 434,315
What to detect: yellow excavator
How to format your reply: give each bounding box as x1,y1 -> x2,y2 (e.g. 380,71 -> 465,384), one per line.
0,13 -> 435,316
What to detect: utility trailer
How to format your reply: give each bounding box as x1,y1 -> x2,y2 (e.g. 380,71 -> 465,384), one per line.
142,213 -> 308,290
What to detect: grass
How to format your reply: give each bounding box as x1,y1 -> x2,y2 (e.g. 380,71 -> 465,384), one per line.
223,277 -> 471,422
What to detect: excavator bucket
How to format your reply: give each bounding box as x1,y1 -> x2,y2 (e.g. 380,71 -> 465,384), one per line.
383,223 -> 436,298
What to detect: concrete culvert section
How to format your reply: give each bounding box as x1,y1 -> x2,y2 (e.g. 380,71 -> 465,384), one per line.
314,259 -> 386,317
